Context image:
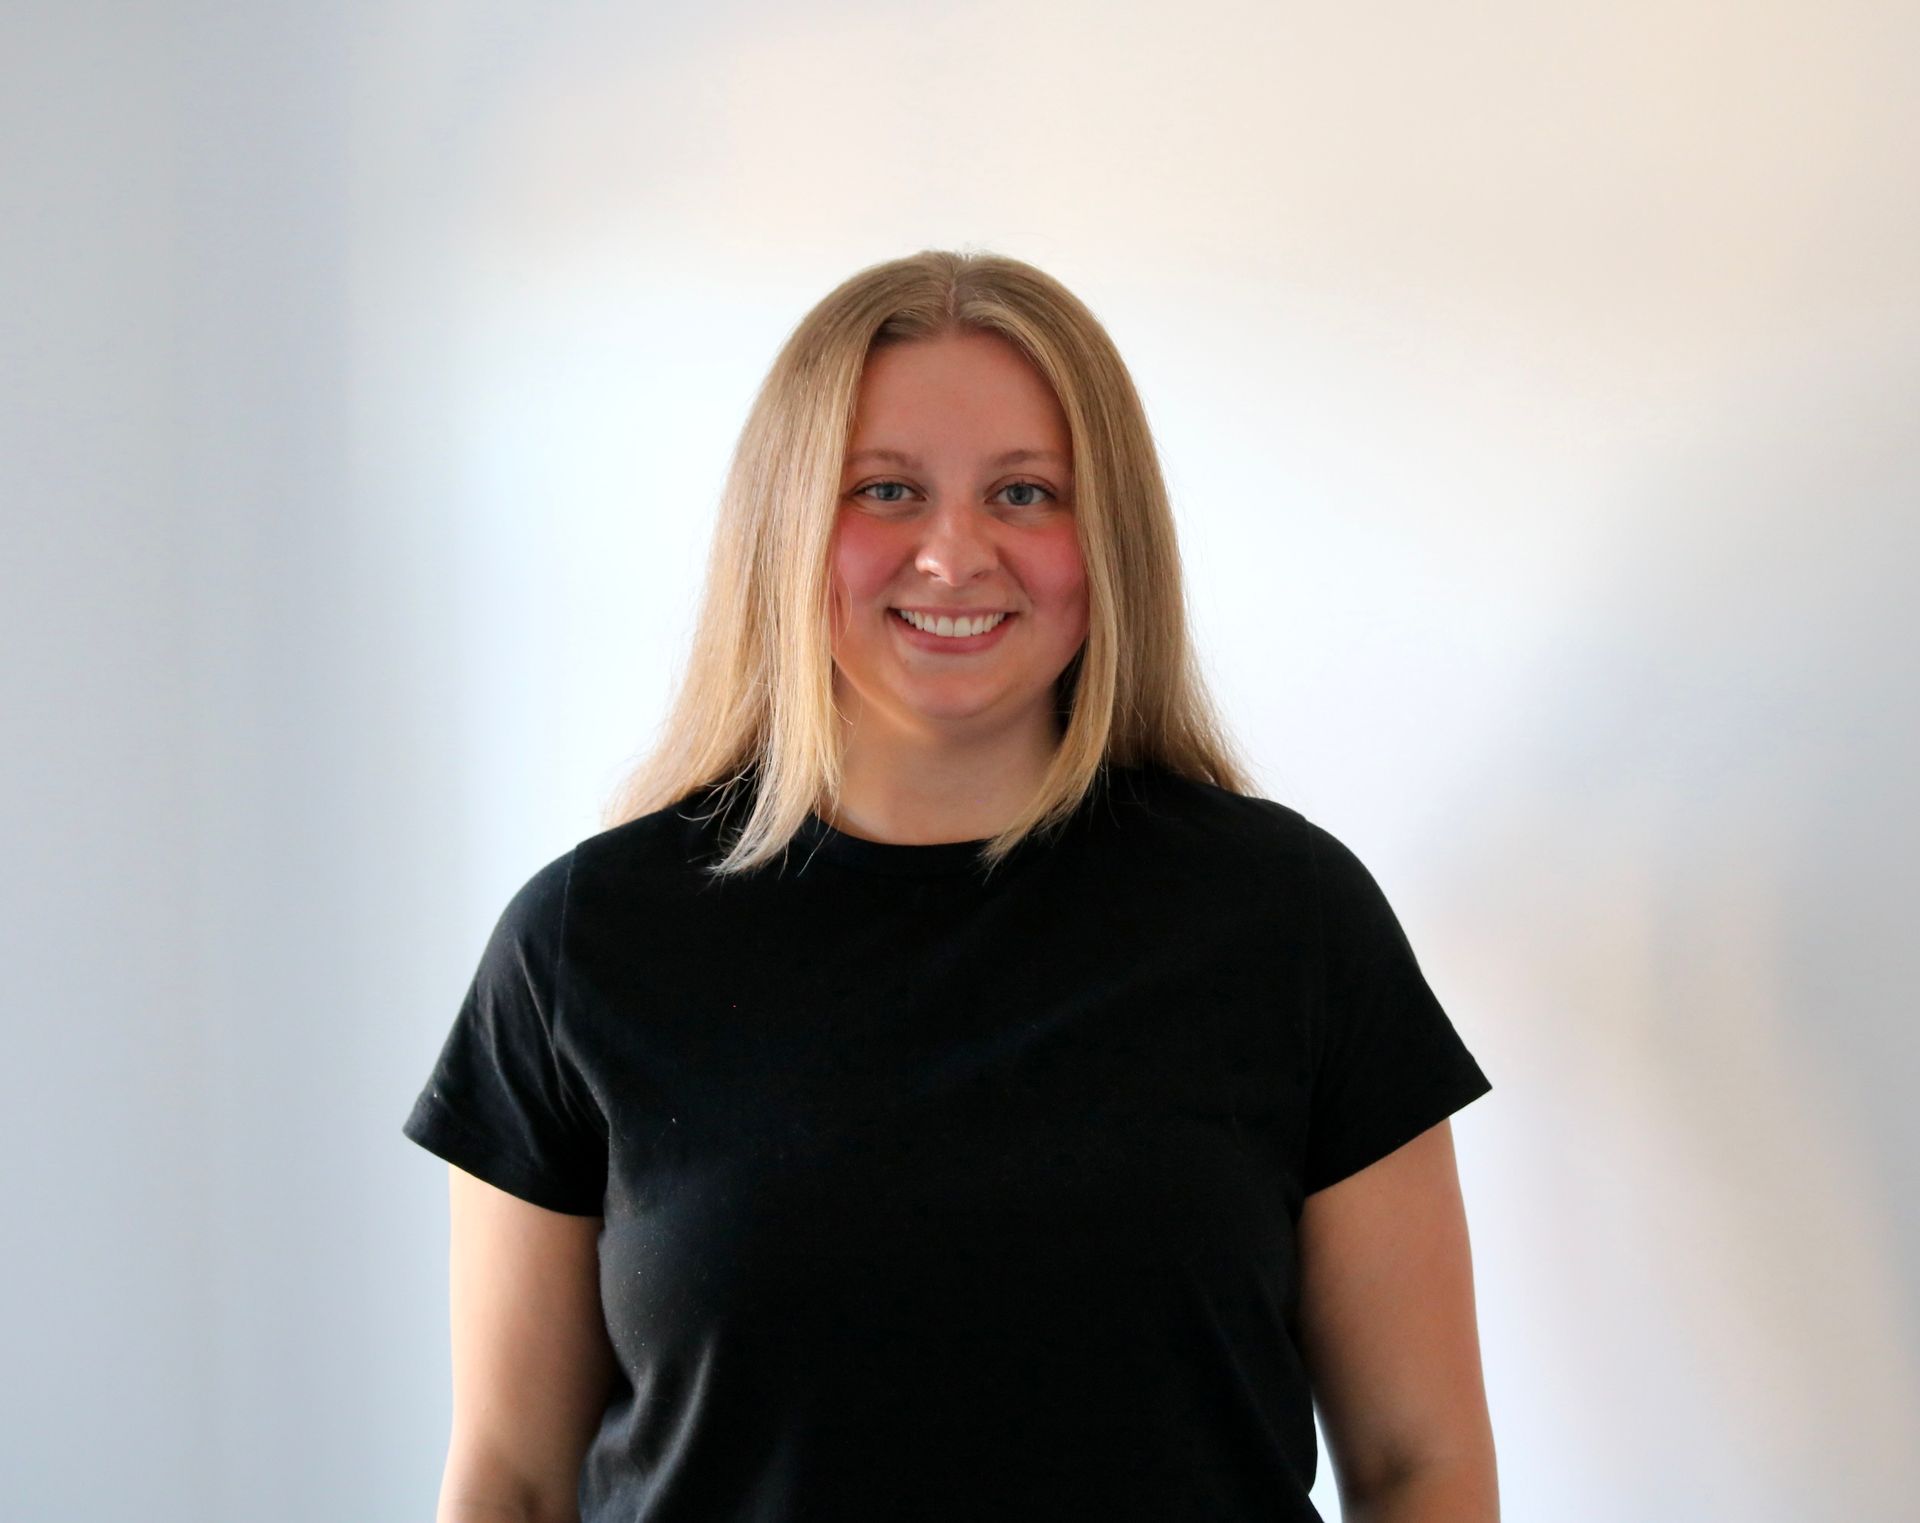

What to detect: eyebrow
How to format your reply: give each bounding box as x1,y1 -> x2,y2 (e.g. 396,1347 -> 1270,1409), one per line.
845,448 -> 1069,469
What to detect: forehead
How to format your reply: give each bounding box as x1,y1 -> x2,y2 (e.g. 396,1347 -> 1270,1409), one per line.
848,331 -> 1070,457
847,446 -> 1068,470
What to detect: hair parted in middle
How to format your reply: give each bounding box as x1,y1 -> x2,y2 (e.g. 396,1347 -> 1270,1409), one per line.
601,246 -> 1256,877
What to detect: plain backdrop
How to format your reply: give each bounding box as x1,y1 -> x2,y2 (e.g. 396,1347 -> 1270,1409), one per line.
4,2 -> 1916,1518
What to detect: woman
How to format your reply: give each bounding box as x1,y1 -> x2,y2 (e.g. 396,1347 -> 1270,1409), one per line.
403,249 -> 1499,1521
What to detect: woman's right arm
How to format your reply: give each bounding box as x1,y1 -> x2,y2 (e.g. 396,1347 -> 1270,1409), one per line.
435,1164 -> 617,1523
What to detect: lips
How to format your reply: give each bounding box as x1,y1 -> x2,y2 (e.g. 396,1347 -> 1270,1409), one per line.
891,607 -> 1013,622
889,607 -> 1018,651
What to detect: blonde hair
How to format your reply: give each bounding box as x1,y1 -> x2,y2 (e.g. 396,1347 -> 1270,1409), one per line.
601,248 -> 1257,876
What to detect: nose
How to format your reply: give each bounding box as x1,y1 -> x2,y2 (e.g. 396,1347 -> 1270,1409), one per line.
912,496 -> 999,588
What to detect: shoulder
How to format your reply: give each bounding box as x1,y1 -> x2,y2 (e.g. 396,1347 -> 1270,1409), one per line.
500,789 -> 733,929
1105,762 -> 1310,863
1103,765 -> 1392,911
562,782 -> 739,911
485,846 -> 575,950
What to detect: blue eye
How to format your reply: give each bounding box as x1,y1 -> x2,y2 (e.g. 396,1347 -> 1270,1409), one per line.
999,481 -> 1054,508
853,479 -> 1058,507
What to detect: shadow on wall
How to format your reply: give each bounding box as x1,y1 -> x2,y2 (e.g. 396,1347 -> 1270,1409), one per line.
1455,313 -> 1920,1515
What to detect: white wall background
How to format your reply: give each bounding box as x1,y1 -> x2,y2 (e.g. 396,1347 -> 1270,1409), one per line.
5,1 -> 1916,1518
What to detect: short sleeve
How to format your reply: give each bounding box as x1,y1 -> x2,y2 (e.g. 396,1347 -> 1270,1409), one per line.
401,848 -> 608,1215
1300,821 -> 1492,1196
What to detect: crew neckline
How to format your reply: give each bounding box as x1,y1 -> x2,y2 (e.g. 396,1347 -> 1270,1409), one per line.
788,763 -> 1163,879
687,762 -> 1159,880
792,811 -> 1012,878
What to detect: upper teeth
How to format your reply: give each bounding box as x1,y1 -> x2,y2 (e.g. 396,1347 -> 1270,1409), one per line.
897,609 -> 1008,638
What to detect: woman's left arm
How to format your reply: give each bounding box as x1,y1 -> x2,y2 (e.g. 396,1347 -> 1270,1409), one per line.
1296,1118 -> 1499,1523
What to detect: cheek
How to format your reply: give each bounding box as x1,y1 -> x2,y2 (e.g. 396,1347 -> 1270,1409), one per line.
1018,524 -> 1090,631
831,512 -> 909,606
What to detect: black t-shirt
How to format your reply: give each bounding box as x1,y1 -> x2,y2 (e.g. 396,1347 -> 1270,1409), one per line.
402,761 -> 1493,1522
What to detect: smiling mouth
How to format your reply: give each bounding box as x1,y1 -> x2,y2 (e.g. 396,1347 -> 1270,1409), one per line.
891,609 -> 1014,639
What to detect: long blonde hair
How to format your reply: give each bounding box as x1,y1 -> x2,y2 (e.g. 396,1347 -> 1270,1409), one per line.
601,248 -> 1257,875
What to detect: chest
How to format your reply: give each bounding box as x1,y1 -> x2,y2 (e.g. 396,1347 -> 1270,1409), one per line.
572,880 -> 1315,1364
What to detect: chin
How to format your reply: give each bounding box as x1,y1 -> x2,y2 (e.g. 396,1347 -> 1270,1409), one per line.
897,684 -> 1047,731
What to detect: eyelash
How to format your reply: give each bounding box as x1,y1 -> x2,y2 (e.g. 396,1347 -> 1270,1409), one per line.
853,478 -> 1059,508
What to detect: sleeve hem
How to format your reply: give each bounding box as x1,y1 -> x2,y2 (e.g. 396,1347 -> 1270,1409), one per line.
401,1096 -> 605,1217
1301,1067 -> 1493,1198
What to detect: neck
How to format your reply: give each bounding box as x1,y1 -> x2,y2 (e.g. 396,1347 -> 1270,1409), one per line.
822,704 -> 1062,847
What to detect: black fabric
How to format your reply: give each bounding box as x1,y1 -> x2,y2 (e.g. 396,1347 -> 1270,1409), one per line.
401,761 -> 1493,1522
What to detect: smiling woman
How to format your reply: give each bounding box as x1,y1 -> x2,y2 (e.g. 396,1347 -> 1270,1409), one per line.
824,328 -> 1091,843
401,249 -> 1499,1523
596,248 -> 1242,875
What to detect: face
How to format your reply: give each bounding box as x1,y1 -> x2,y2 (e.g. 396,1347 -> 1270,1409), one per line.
829,329 -> 1089,748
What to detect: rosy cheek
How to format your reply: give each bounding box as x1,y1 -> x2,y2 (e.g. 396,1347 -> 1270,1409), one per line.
830,510 -> 910,605
1018,522 -> 1090,618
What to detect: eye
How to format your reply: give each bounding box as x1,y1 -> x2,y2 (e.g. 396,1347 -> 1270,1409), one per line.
850,479 -> 1061,508
998,480 -> 1057,508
